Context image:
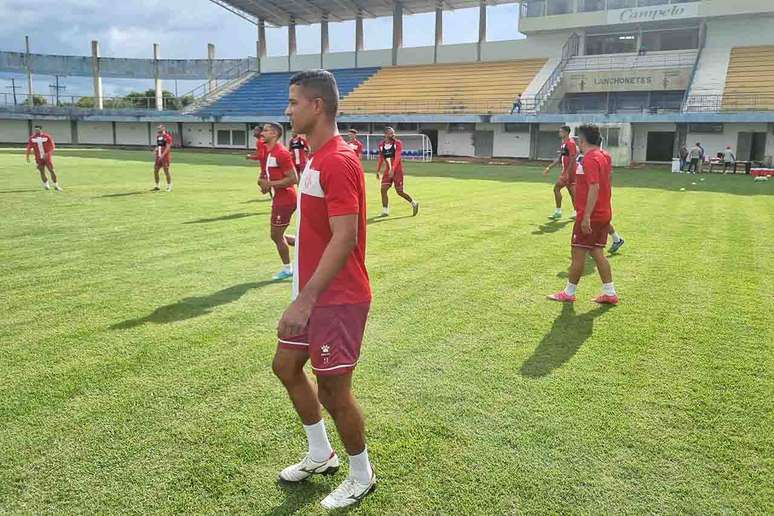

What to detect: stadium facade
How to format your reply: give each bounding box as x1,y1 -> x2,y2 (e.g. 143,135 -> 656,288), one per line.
2,0 -> 774,166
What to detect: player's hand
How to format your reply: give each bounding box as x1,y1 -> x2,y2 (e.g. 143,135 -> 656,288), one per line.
543,166 -> 550,177
581,216 -> 592,234
26,155 -> 30,163
258,178 -> 270,190
277,296 -> 313,339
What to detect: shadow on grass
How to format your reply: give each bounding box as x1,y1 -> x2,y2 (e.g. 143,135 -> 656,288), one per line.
532,219 -> 574,235
183,212 -> 262,224
98,190 -> 151,198
243,198 -> 272,204
367,214 -> 414,225
520,303 -> 613,378
267,480 -> 334,516
110,281 -> 274,329
0,189 -> 42,194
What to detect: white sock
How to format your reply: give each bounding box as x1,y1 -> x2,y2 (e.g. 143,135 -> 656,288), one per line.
303,420 -> 333,462
571,210 -> 577,217
412,200 -> 418,207
602,282 -> 616,296
43,181 -> 49,186
155,182 -> 160,188
282,263 -> 292,273
382,207 -> 389,215
564,282 -> 577,296
554,208 -> 562,215
349,447 -> 373,484
612,232 -> 622,243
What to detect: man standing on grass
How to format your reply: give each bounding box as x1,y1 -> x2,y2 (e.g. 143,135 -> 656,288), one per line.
257,122 -> 298,281
346,129 -> 364,162
377,127 -> 419,217
543,125 -> 577,220
273,69 -> 376,510
152,125 -> 174,191
549,124 -> 619,305
25,125 -> 61,191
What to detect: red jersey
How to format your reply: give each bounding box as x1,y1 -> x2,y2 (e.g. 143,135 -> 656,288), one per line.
377,139 -> 403,173
261,143 -> 297,207
248,138 -> 269,177
155,132 -> 173,160
561,137 -> 578,173
26,132 -> 55,161
575,148 -> 613,222
289,136 -> 309,171
346,138 -> 364,161
293,135 -> 370,307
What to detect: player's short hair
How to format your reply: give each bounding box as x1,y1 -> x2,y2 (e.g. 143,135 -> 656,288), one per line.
348,128 -> 358,135
560,125 -> 572,135
577,124 -> 602,146
264,122 -> 283,138
289,69 -> 339,117
384,126 -> 394,133
33,125 -> 42,130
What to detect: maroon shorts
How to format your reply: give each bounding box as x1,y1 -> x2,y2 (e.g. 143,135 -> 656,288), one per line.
381,169 -> 405,190
572,219 -> 611,249
278,303 -> 370,376
271,203 -> 296,227
556,172 -> 575,188
155,156 -> 171,168
35,157 -> 53,168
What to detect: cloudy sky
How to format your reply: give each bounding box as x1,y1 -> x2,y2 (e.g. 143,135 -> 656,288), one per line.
0,0 -> 523,98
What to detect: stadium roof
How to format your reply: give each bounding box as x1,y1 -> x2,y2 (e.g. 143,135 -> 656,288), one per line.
211,0 -> 515,26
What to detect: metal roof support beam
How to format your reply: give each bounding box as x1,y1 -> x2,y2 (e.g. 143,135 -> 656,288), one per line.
392,3 -> 403,66
355,11 -> 364,68
321,14 -> 329,68
257,19 -> 267,73
434,4 -> 442,64
477,1 -> 486,62
288,19 -> 297,71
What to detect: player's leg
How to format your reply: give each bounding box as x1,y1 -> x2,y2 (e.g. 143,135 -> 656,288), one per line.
608,223 -> 625,253
37,164 -> 50,189
284,235 -> 296,247
380,183 -> 391,216
567,184 -> 576,218
550,181 -> 564,219
549,246 -> 586,302
46,161 -> 62,191
394,174 -> 419,216
163,164 -> 172,191
273,345 -> 338,481
153,163 -> 161,190
590,246 -> 618,304
270,223 -> 293,280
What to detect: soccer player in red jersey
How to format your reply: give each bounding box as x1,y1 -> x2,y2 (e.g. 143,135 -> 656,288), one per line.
256,122 -> 298,280
346,129 -> 364,162
377,127 -> 419,217
288,131 -> 309,175
543,125 -> 577,219
549,124 -> 619,305
247,128 -> 269,195
25,125 -> 61,191
274,69 -> 375,509
151,125 -> 174,192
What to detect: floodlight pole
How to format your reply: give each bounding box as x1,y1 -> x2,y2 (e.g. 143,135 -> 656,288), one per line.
25,36 -> 33,102
477,1 -> 486,62
257,19 -> 267,73
91,40 -> 104,110
392,3 -> 403,66
288,19 -> 297,72
154,43 -> 163,111
321,14 -> 329,69
355,12 -> 364,68
434,5 -> 443,64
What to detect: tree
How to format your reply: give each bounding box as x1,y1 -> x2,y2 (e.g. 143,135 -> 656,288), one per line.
24,94 -> 47,106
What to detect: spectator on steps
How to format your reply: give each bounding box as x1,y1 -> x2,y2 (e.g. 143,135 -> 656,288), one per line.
510,94 -> 523,114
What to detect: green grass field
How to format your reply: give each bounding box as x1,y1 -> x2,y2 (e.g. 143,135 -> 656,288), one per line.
1,147 -> 772,514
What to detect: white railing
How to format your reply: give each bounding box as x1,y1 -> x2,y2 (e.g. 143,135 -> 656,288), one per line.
358,134 -> 433,162
564,50 -> 698,71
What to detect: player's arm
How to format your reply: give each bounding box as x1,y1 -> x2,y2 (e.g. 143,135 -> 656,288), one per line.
581,158 -> 600,234
49,136 -> 56,155
544,155 -> 561,176
25,140 -> 32,162
376,149 -> 384,175
278,214 -> 358,338
564,143 -> 578,176
393,140 -> 403,171
266,167 -> 298,189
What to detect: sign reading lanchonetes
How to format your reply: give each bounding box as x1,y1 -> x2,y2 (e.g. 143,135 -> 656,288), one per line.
608,3 -> 700,25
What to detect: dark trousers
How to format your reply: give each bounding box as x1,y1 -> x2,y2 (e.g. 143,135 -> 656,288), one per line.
688,158 -> 699,173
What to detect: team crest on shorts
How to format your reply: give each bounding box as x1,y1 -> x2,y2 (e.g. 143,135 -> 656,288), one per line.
321,344 -> 331,364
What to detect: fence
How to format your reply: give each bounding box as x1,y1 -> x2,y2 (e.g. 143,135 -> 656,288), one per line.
0,93 -> 191,113
357,134 -> 433,162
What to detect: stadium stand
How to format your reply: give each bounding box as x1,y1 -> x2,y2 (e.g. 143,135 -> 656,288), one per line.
195,67 -> 380,116
338,59 -> 547,115
722,46 -> 774,111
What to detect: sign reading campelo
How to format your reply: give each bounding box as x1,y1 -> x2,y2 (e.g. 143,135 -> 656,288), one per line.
608,2 -> 700,25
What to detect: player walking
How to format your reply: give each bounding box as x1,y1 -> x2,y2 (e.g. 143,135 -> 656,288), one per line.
25,125 -> 61,191
377,127 -> 419,217
543,125 -> 577,219
152,125 -> 173,192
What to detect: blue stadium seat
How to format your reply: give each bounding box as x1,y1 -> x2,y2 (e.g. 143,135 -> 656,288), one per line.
196,68 -> 380,117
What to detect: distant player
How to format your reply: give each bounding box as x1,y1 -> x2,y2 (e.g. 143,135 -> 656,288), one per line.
377,127 -> 419,217
274,69 -> 375,510
152,125 -> 173,192
25,125 -> 61,191
247,128 -> 269,192
257,122 -> 298,280
346,129 -> 364,162
549,124 -> 618,305
288,131 -> 309,175
543,125 -> 577,219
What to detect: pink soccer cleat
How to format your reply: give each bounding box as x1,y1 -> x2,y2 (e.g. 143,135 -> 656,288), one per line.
547,291 -> 576,302
592,294 -> 619,305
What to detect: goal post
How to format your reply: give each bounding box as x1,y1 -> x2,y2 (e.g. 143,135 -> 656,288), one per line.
357,133 -> 433,162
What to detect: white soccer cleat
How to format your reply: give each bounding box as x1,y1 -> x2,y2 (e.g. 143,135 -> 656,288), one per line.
43,183 -> 50,190
320,471 -> 377,510
279,452 -> 340,483
53,184 -> 63,192
166,184 -> 173,192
